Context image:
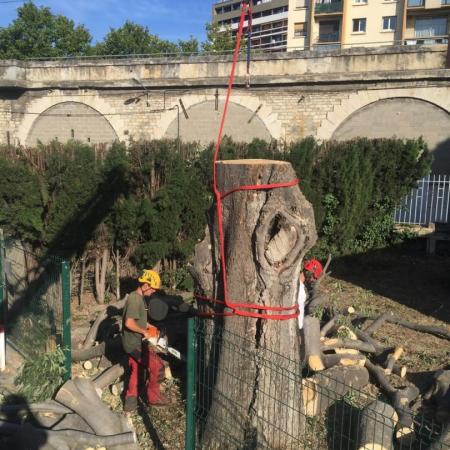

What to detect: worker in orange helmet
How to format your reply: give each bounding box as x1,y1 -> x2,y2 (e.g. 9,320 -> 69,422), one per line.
297,259 -> 323,330
122,269 -> 170,412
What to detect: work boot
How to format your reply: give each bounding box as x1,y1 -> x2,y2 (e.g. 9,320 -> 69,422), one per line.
148,394 -> 172,407
123,396 -> 138,412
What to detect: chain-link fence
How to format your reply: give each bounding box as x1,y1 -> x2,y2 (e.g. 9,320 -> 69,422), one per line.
0,235 -> 71,379
185,317 -> 449,450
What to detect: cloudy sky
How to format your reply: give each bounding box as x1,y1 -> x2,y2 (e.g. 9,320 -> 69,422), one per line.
0,0 -> 212,43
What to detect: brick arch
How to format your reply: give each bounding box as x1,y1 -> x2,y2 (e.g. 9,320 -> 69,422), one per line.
156,93 -> 281,143
316,88 -> 450,141
16,94 -> 122,146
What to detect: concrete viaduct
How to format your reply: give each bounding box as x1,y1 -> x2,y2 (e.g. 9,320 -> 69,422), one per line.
1,45 -> 449,172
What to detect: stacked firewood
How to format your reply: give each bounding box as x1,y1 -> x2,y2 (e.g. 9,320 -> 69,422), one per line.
301,257 -> 450,450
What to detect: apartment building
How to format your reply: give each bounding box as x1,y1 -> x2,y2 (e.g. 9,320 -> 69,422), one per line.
287,0 -> 449,51
212,0 -> 289,51
212,0 -> 449,52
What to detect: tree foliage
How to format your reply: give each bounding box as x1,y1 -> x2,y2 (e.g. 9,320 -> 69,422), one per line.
0,2 -> 91,59
202,22 -> 241,53
93,21 -> 179,56
0,137 -> 430,277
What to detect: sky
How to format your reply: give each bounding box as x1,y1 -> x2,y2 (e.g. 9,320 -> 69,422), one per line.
0,0 -> 212,43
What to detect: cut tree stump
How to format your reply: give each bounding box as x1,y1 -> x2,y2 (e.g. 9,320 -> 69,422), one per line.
192,160 -> 317,449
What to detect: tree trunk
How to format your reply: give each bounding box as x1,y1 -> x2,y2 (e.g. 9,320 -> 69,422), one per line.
192,160 -> 317,449
79,254 -> 87,307
95,248 -> 109,303
115,248 -> 120,300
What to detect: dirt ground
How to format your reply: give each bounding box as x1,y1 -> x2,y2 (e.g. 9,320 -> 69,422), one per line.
71,238 -> 449,450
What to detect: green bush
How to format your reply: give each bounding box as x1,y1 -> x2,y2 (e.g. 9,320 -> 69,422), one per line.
0,136 -> 431,272
15,347 -> 66,402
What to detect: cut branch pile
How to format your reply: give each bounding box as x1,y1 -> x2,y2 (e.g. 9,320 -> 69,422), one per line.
302,261 -> 450,449
0,296 -> 142,449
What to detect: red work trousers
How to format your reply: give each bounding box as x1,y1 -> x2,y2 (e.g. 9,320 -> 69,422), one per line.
125,346 -> 165,403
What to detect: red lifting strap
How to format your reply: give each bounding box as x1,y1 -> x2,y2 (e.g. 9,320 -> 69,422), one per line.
196,1 -> 300,321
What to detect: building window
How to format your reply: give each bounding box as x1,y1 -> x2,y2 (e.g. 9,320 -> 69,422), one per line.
295,0 -> 309,7
382,16 -> 397,30
294,22 -> 307,37
353,18 -> 367,32
354,0 -> 368,4
414,17 -> 448,37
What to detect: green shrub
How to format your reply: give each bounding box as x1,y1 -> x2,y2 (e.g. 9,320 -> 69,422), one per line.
15,347 -> 66,402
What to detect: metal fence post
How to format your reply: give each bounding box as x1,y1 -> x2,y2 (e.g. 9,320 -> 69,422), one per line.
185,317 -> 196,450
61,260 -> 71,380
0,230 -> 5,371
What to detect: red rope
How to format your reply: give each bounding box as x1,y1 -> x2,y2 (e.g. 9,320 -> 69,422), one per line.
197,1 -> 299,321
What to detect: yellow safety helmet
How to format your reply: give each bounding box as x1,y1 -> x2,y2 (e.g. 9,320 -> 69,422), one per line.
138,269 -> 161,289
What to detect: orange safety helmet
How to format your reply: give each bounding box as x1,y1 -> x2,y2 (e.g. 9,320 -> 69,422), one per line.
303,259 -> 323,280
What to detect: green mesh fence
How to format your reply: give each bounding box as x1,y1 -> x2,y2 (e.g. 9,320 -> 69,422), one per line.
1,238 -> 71,379
186,317 -> 449,450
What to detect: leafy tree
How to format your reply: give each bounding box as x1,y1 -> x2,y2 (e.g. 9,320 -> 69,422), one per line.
94,21 -> 178,56
202,22 -> 240,53
0,157 -> 43,242
178,36 -> 199,55
0,2 -> 91,59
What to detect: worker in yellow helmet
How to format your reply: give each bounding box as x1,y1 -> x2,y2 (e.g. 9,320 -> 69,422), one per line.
122,269 -> 170,411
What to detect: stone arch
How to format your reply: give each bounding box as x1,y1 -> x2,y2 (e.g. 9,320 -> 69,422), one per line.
16,93 -> 123,147
26,101 -> 118,146
157,93 -> 280,144
317,88 -> 450,173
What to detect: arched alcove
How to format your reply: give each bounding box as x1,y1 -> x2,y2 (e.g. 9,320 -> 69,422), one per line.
26,101 -> 118,146
164,100 -> 272,144
332,98 -> 450,173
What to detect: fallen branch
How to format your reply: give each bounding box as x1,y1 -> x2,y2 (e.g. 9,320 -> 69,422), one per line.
322,353 -> 366,369
72,336 -> 122,362
321,338 -> 376,354
364,312 -> 393,336
93,363 -> 125,390
357,314 -> 450,341
384,347 -> 404,375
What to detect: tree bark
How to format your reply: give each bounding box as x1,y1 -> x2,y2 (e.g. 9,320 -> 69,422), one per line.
79,254 -> 87,307
192,160 -> 317,449
301,365 -> 369,416
357,400 -> 397,450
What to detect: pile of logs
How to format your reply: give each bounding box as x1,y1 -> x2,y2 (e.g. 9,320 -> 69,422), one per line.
301,260 -> 450,450
0,376 -> 137,450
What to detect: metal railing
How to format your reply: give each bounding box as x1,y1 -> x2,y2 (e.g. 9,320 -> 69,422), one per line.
185,317 -> 449,450
0,237 -> 71,379
315,1 -> 343,13
318,32 -> 340,42
393,175 -> 450,225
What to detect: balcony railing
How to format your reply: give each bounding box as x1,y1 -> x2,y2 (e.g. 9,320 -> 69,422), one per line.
314,43 -> 341,51
318,32 -> 340,42
315,1 -> 343,13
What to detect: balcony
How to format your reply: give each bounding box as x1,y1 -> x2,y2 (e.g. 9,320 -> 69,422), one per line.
314,43 -> 341,51
407,0 -> 424,6
408,0 -> 450,6
315,1 -> 343,14
318,32 -> 340,42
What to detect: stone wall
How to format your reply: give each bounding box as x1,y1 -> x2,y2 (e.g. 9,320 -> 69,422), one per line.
0,46 -> 449,171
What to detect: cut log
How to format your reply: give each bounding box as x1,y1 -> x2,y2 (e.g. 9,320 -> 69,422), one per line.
192,159 -> 317,448
322,353 -> 366,369
364,312 -> 393,336
3,421 -> 136,447
384,347 -> 403,375
55,378 -> 123,436
93,363 -> 125,390
322,338 -> 376,354
301,365 -> 369,416
357,400 -> 398,450
425,370 -> 450,423
111,382 -> 124,397
365,360 -> 396,395
355,329 -> 385,356
304,316 -> 325,371
430,425 -> 450,450
392,385 -> 420,442
72,336 -> 122,362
